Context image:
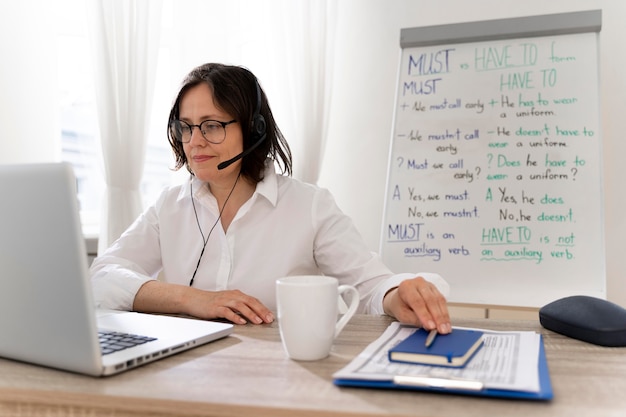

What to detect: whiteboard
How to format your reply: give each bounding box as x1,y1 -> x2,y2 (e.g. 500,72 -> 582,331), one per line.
380,12 -> 605,307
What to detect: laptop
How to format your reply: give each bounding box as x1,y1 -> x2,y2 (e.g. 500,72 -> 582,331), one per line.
0,162 -> 233,376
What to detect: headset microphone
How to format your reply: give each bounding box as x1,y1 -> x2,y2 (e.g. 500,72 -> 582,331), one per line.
217,76 -> 267,170
217,132 -> 266,170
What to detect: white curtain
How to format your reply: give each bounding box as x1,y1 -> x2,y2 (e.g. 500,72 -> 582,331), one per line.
87,0 -> 163,253
276,0 -> 337,184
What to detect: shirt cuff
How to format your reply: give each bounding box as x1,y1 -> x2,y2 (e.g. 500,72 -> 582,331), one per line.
369,272 -> 451,315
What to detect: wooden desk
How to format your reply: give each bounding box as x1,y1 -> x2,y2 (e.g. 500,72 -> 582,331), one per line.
1,315 -> 625,417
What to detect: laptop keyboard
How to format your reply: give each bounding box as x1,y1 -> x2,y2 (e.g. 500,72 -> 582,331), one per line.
99,330 -> 157,355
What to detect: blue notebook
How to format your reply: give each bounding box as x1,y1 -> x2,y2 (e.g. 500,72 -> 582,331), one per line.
388,328 -> 484,368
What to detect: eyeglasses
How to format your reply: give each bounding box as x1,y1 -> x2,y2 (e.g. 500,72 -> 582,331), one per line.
169,119 -> 237,144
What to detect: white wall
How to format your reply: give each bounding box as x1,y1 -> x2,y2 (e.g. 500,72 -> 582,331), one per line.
318,0 -> 626,307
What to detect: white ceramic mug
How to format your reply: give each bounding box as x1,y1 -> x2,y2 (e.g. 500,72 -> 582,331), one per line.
276,275 -> 359,361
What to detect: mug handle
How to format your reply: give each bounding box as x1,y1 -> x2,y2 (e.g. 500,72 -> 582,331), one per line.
334,285 -> 359,338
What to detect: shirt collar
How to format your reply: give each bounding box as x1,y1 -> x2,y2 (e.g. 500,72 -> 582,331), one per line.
255,161 -> 278,207
177,174 -> 195,203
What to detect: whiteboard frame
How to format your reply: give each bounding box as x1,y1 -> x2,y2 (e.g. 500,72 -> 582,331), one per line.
400,10 -> 601,48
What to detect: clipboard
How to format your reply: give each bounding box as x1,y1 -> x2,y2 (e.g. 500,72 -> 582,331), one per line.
334,335 -> 553,401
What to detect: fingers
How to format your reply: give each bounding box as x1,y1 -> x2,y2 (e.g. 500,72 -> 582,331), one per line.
393,277 -> 451,334
189,289 -> 274,325
218,295 -> 275,325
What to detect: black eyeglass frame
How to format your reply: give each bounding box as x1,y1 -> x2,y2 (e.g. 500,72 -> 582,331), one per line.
170,119 -> 237,144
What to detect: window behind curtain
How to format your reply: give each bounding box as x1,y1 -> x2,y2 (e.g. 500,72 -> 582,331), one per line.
57,0 -> 184,236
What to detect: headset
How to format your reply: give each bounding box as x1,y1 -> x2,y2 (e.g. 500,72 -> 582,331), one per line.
217,76 -> 267,170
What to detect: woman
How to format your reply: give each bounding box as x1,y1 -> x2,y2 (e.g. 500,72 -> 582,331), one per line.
91,63 -> 451,333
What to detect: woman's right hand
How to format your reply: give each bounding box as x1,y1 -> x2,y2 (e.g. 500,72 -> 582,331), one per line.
183,287 -> 275,325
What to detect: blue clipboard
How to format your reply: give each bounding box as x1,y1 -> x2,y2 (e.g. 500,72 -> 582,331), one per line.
334,335 -> 553,400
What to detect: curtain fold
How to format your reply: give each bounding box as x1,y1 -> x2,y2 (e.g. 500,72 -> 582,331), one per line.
87,0 -> 163,253
277,0 -> 337,184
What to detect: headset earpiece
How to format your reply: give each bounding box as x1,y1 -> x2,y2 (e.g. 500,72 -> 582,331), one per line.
251,79 -> 267,140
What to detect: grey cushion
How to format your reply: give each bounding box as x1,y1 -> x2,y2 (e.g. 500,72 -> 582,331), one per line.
539,295 -> 626,347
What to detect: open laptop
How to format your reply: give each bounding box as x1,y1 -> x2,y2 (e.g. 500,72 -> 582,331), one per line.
0,162 -> 233,376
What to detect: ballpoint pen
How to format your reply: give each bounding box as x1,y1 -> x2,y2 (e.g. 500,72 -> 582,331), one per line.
425,329 -> 438,348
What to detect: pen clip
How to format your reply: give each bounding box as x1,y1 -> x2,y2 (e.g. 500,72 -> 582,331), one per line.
393,375 -> 484,391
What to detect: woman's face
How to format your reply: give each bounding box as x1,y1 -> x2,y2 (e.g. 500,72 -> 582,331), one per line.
179,83 -> 243,182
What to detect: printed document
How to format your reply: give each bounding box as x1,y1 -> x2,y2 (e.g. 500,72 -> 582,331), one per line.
333,322 -> 541,392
